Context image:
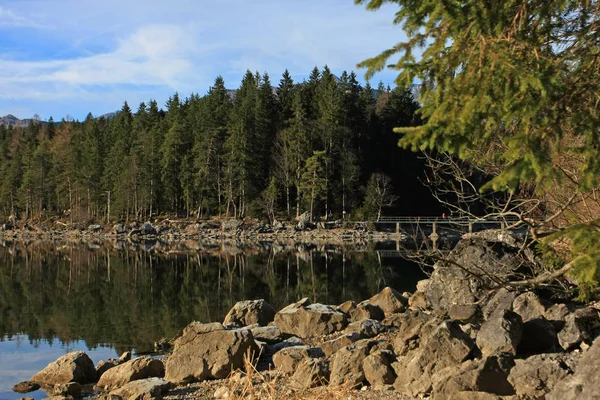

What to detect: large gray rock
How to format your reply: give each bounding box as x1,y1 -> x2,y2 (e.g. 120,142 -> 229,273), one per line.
344,319 -> 385,339
508,353 -> 579,399
512,292 -> 549,322
30,351 -> 96,385
367,287 -> 408,316
476,310 -> 522,356
329,341 -> 371,388
223,299 -> 276,327
349,301 -> 385,322
426,234 -> 532,315
109,377 -> 172,400
164,322 -> 259,384
363,350 -> 396,386
290,359 -> 330,390
274,298 -> 347,338
557,307 -> 600,351
96,356 -> 164,391
322,334 -> 359,357
393,320 -> 476,397
391,310 -> 437,355
272,346 -> 323,375
547,336 -> 600,400
481,288 -> 517,320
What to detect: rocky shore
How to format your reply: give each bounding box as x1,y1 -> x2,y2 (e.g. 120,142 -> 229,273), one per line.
12,231 -> 600,400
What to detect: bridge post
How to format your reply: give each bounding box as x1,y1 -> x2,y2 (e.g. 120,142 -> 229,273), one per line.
432,221 -> 437,236
500,221 -> 506,230
468,222 -> 473,234
396,222 -> 400,234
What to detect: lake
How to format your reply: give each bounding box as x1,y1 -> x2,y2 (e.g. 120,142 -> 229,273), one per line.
0,239 -> 426,399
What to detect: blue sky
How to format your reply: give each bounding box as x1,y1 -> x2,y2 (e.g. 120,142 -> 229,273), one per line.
0,0 -> 405,121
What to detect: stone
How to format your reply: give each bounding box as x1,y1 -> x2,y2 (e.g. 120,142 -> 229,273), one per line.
87,224 -> 102,232
393,320 -> 476,397
221,219 -> 243,231
432,353 -> 515,398
322,334 -> 359,357
391,310 -> 437,355
272,346 -> 323,374
363,350 -> 396,386
214,386 -> 230,399
508,353 -> 578,399
329,341 -> 371,388
367,287 -> 408,316
96,359 -> 122,379
96,356 -> 164,390
53,382 -> 82,397
448,304 -> 480,322
165,322 -> 259,384
557,307 -> 600,351
476,310 -> 522,356
481,288 -> 517,320
544,303 -> 572,330
290,359 -> 330,389
272,336 -> 304,352
350,301 -> 385,322
344,319 -> 385,339
547,336 -> 600,400
425,234 -> 532,315
142,222 -> 156,235
12,381 -> 40,393
518,317 -> 559,354
223,299 -> 276,327
408,291 -> 430,310
249,325 -> 283,344
274,298 -> 347,338
109,377 -> 172,400
416,279 -> 430,293
30,351 -> 96,385
512,292 -> 549,322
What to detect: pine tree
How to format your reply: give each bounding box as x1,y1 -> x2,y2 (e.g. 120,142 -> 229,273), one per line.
299,150 -> 328,223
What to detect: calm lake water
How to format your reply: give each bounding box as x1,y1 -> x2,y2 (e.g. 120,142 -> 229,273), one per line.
0,239 -> 425,399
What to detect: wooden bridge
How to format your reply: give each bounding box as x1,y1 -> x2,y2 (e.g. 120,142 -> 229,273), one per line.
374,216 -> 521,236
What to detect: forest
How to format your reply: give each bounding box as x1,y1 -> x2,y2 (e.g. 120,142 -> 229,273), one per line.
0,66 -> 434,224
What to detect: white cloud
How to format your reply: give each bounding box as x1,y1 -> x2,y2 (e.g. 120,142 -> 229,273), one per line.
0,6 -> 44,28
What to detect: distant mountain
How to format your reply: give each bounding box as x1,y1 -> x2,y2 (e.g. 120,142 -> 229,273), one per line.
0,114 -> 46,128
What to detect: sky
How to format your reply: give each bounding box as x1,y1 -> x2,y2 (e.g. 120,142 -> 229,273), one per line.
0,0 -> 405,121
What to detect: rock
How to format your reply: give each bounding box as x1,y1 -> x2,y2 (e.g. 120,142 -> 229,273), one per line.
223,299 -> 276,327
87,224 -> 102,232
557,307 -> 600,351
426,234 -> 532,315
391,310 -> 437,355
249,325 -> 283,344
214,386 -> 230,399
110,377 -> 172,400
12,381 -> 40,393
221,219 -> 243,231
142,222 -> 156,235
508,353 -> 578,399
476,310 -> 522,356
154,338 -> 172,352
96,356 -> 164,390
322,334 -> 359,357
329,341 -> 371,388
337,300 -> 356,315
408,291 -> 430,310
518,317 -> 559,354
393,320 -> 476,397
344,319 -> 385,339
363,350 -> 396,386
448,304 -> 480,322
367,287 -> 408,316
119,352 -> 132,362
547,336 -> 600,399
96,359 -> 120,379
512,292 -> 549,322
30,351 -> 96,385
53,382 -> 82,397
290,359 -> 330,389
274,298 -> 347,338
416,279 -> 430,293
544,303 -> 572,329
165,322 -> 259,384
349,301 -> 385,322
272,346 -> 324,374
482,288 -> 517,320
113,223 -> 129,234
272,336 -> 304,352
432,353 -> 515,398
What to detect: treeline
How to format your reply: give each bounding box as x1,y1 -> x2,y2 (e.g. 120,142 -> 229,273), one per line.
0,66 -> 422,223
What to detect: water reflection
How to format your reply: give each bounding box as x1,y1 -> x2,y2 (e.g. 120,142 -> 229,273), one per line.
0,239 -> 425,395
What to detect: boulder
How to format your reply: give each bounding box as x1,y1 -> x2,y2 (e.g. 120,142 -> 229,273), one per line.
12,381 -> 40,393
337,300 -> 356,315
344,319 -> 385,339
350,301 -> 385,322
165,322 -> 259,384
363,350 -> 396,386
322,334 -> 359,357
367,287 -> 408,316
30,351 -> 96,385
274,298 -> 347,338
508,353 -> 579,399
481,288 -> 517,320
426,234 -> 532,315
272,346 -> 323,374
87,224 -> 103,232
391,310 -> 437,355
96,356 -> 164,390
432,353 -> 515,398
518,317 -> 559,354
393,320 -> 476,397
547,336 -> 600,400
544,303 -> 572,330
290,359 -> 330,389
408,291 -> 430,311
329,341 -> 371,388
448,304 -> 480,322
476,310 -> 522,356
142,223 -> 156,235
109,377 -> 172,400
512,292 -> 549,322
221,219 -> 242,231
223,299 -> 276,327
249,325 -> 283,344
557,307 -> 600,351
